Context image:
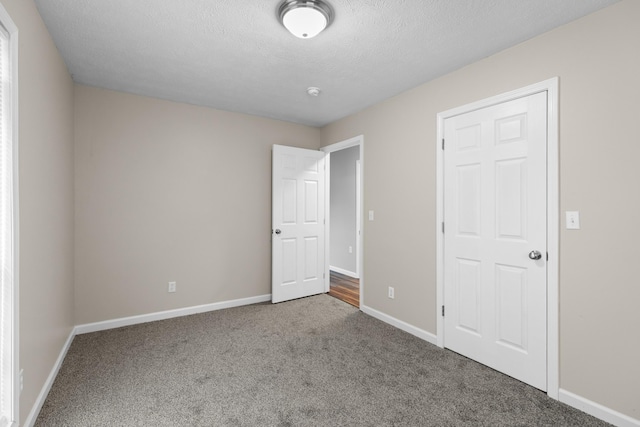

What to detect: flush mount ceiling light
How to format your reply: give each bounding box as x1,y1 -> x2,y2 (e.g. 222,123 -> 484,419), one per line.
278,0 -> 334,39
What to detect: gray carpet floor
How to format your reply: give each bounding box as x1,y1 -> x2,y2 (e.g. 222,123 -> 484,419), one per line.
36,294 -> 609,426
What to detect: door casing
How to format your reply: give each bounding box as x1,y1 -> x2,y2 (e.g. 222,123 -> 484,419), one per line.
436,78 -> 559,399
322,135 -> 364,308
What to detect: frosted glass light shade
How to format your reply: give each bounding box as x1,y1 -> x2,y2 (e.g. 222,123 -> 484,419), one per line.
283,7 -> 327,38
278,1 -> 333,39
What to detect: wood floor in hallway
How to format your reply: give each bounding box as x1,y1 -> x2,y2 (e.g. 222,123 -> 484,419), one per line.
329,271 -> 359,308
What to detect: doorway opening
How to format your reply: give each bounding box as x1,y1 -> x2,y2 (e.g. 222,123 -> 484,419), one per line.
322,136 -> 364,309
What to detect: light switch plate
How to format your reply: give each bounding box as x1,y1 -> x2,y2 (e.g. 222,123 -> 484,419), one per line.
368,210 -> 374,221
566,211 -> 580,230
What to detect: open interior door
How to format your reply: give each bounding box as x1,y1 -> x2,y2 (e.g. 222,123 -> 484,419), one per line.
272,145 -> 326,303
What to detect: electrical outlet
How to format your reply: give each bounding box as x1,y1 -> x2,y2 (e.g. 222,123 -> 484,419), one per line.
388,286 -> 395,299
168,281 -> 176,293
348,246 -> 353,254
19,369 -> 23,393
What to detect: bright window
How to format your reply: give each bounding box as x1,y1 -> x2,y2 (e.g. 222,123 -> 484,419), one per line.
0,4 -> 16,426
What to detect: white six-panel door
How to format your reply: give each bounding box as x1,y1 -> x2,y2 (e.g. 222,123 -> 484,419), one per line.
443,92 -> 548,390
272,145 -> 326,303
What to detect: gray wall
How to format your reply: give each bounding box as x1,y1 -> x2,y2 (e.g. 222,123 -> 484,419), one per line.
321,0 -> 640,420
330,146 -> 359,276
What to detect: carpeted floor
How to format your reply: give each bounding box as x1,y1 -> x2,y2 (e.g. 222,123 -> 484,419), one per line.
35,294 -> 609,426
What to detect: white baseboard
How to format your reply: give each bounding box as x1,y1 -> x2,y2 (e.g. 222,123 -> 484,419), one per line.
27,295 -> 638,427
559,389 -> 640,427
361,304 -> 437,345
359,305 -> 639,426
26,294 -> 271,425
329,265 -> 359,279
24,328 -> 75,427
75,294 -> 271,335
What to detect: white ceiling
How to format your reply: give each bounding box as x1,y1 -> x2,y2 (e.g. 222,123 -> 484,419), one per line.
35,0 -> 618,127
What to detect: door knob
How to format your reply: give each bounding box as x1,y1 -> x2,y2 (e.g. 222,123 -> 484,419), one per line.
274,229 -> 282,235
528,250 -> 542,260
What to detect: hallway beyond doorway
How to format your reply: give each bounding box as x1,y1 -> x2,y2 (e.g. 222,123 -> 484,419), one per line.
329,271 -> 359,308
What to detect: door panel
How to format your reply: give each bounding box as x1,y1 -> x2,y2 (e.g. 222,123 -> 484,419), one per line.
457,164 -> 481,236
456,258 -> 481,334
495,264 -> 527,351
444,92 -> 547,390
272,145 -> 326,303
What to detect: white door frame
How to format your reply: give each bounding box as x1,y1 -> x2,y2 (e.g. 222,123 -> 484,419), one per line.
355,159 -> 361,279
0,3 -> 19,424
322,135 -> 364,308
436,78 -> 559,399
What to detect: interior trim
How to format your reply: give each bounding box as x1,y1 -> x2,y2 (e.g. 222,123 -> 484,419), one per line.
24,294 -> 273,426
321,135 -> 365,308
23,330 -> 74,427
329,265 -> 358,279
361,304 -> 437,345
75,294 -> 272,335
558,389 -> 640,427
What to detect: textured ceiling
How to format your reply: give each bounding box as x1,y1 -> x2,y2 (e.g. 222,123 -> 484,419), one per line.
35,0 -> 619,127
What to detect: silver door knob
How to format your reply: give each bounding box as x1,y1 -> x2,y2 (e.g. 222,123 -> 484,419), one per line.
528,250 -> 542,260
274,229 -> 282,235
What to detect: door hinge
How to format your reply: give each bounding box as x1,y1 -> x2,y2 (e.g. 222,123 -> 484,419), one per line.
442,138 -> 445,150
442,305 -> 445,317
546,252 -> 549,261
442,222 -> 444,233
